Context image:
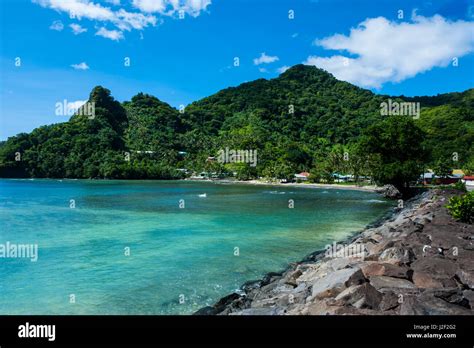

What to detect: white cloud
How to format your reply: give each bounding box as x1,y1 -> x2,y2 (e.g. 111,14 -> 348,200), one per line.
70,23 -> 87,35
277,65 -> 290,74
49,20 -> 64,31
71,62 -> 90,70
132,0 -> 166,13
34,0 -> 210,40
95,27 -> 124,41
132,0 -> 211,17
253,52 -> 279,65
34,0 -> 115,21
305,14 -> 474,88
258,67 -> 268,73
114,9 -> 159,31
33,0 -> 157,37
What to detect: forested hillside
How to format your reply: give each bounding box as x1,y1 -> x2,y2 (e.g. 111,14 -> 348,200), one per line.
1,65 -> 472,187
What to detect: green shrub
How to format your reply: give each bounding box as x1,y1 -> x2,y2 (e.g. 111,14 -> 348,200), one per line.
446,191 -> 474,224
453,181 -> 467,192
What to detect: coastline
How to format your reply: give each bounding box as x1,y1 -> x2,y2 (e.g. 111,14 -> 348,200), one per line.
196,188 -> 474,315
3,177 -> 383,194
189,178 -> 380,193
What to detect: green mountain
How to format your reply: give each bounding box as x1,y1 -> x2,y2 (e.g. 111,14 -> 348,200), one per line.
0,65 -> 472,180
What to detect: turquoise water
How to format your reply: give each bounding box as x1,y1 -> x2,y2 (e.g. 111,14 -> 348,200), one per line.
0,179 -> 394,314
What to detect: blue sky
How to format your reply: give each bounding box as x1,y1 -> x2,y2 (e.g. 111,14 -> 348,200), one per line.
1,0 -> 473,139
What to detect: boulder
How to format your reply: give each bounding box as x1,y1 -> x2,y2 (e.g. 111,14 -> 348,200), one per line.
369,276 -> 416,290
297,262 -> 332,283
305,299 -> 342,315
412,272 -> 444,288
364,239 -> 395,256
411,257 -> 458,281
289,284 -> 310,304
456,269 -> 474,289
229,307 -> 283,315
424,288 -> 469,307
311,267 -> 366,299
281,268 -> 303,287
399,293 -> 471,315
375,185 -> 402,199
252,293 -> 296,308
331,307 -> 387,315
412,213 -> 434,225
423,226 -> 470,251
378,246 -> 415,265
334,283 -> 382,309
325,256 -> 360,271
397,219 -> 424,236
285,304 -> 306,315
378,291 -> 402,311
462,290 -> 474,310
298,256 -> 361,284
193,306 -> 218,315
361,262 -> 411,279
240,280 -> 262,293
198,292 -> 247,315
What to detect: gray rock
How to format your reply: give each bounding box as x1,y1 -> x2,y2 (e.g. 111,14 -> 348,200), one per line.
369,276 -> 416,290
412,272 -> 444,288
379,291 -> 402,311
306,299 -> 342,315
462,290 -> 474,310
399,294 -> 471,315
411,257 -> 458,280
311,267 -> 365,299
456,269 -> 474,289
334,283 -> 382,309
378,246 -> 415,265
330,307 -> 389,315
423,288 -> 469,307
375,185 -> 402,199
283,269 -> 302,286
361,262 -> 411,279
229,307 -> 283,315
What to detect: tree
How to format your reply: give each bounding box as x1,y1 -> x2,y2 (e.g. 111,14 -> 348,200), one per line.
462,157 -> 474,176
432,158 -> 453,178
309,159 -> 334,183
0,70 -> 471,181
358,115 -> 428,193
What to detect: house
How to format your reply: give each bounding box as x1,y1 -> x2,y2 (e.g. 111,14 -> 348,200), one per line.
294,172 -> 310,181
333,173 -> 353,182
462,176 -> 474,190
189,172 -> 209,180
421,171 -> 461,185
452,169 -> 465,178
134,150 -> 155,154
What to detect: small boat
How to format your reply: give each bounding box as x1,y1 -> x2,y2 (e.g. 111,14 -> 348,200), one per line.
198,193 -> 207,198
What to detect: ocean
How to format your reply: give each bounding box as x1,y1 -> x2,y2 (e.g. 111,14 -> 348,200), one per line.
0,179 -> 394,314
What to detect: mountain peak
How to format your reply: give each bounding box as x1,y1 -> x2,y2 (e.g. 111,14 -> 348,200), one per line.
279,64 -> 335,80
89,86 -> 113,104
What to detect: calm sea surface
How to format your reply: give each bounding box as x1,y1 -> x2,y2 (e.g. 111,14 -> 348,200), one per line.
0,179 -> 394,314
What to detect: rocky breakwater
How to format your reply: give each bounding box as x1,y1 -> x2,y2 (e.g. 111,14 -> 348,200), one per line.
196,189 -> 474,315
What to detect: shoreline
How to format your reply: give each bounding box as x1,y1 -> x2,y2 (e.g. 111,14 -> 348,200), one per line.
218,179 -> 379,193
196,188 -> 474,315
2,177 -> 382,194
